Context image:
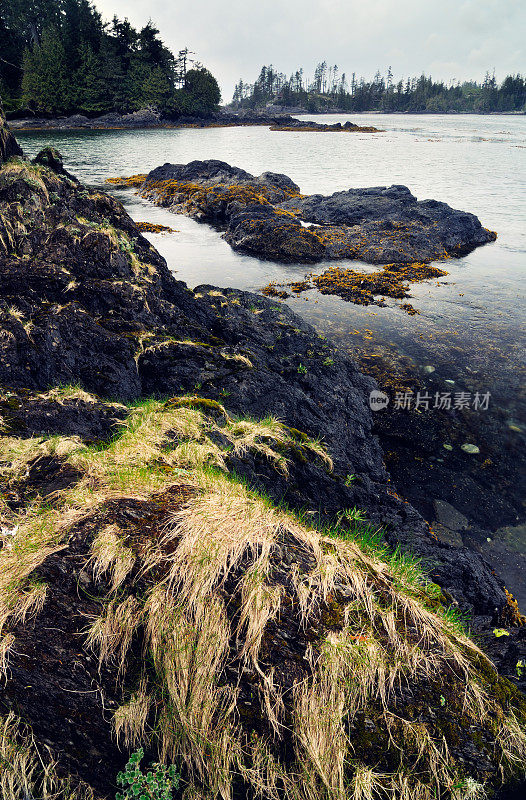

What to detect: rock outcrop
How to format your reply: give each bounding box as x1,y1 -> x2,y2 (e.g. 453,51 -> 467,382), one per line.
0,101 -> 23,163
134,159 -> 496,264
0,146 -> 525,799
0,151 -> 520,624
3,396 -> 525,799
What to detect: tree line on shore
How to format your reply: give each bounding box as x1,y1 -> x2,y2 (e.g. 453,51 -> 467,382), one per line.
232,63 -> 526,113
0,0 -> 221,117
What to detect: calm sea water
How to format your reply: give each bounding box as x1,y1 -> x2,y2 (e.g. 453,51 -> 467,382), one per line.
17,114 -> 526,599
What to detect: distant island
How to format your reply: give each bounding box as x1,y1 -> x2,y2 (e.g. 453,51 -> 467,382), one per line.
229,63 -> 526,114
0,0 -> 220,118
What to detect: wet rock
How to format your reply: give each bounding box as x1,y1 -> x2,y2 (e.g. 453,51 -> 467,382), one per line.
32,145 -> 78,181
8,109 -> 378,133
432,522 -> 464,547
146,158 -> 255,186
139,159 -> 497,265
433,499 -> 469,530
269,118 -> 381,132
225,210 -> 326,261
462,442 -> 481,454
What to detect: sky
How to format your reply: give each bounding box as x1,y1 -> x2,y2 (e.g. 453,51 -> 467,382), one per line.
97,0 -> 525,101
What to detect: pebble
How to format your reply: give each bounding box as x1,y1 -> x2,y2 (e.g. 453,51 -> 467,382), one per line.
461,443 -> 480,454
423,365 -> 435,373
443,443 -> 453,451
444,379 -> 455,385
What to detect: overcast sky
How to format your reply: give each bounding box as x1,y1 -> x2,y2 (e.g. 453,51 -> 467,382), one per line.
97,0 -> 525,101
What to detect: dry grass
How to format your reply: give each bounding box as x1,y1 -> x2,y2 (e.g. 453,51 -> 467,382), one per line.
90,524 -> 136,592
0,434 -> 81,486
221,351 -> 253,368
0,159 -> 54,199
0,712 -> 93,800
88,475 -> 526,798
1,395 -> 525,798
113,679 -> 152,749
86,595 -> 142,675
37,385 -> 102,405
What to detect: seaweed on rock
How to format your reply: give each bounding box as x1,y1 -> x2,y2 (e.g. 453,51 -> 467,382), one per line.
119,159 -> 497,270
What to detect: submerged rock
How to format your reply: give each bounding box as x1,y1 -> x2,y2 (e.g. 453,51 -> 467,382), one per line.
134,159 -> 497,265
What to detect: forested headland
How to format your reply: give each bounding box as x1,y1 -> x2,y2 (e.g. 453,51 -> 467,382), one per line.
231,63 -> 526,114
0,0 -> 221,117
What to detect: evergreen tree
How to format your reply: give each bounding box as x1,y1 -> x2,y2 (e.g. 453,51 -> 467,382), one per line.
1,0 -> 221,117
230,62 -> 525,114
22,25 -> 68,113
181,68 -> 221,114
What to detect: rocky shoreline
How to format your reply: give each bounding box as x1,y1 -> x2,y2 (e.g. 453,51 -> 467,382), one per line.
1,111 -> 525,798
8,107 -> 379,133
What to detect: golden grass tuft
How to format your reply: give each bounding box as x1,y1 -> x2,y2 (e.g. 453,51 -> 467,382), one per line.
90,524 -> 136,592
0,395 -> 525,798
113,679 -> 152,749
0,712 -> 93,800
88,472 -> 526,798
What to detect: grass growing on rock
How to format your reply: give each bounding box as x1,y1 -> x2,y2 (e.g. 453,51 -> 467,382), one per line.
0,391 -> 525,799
0,711 -> 94,800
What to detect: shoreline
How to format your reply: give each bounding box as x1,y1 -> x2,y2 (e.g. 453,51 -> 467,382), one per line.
9,108 -> 524,133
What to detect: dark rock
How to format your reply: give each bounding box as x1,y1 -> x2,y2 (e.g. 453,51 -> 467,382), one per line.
224,212 -> 325,261
432,522 -> 464,547
433,499 -> 469,530
139,159 -> 497,265
0,389 -> 126,441
32,145 -> 78,181
146,158 -> 254,186
0,100 -> 23,163
2,145 -> 525,799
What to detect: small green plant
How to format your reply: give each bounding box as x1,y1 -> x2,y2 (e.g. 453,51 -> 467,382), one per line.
338,506 -> 366,524
516,659 -> 525,678
322,357 -> 334,367
116,748 -> 179,800
344,473 -> 356,486
297,363 -> 307,375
